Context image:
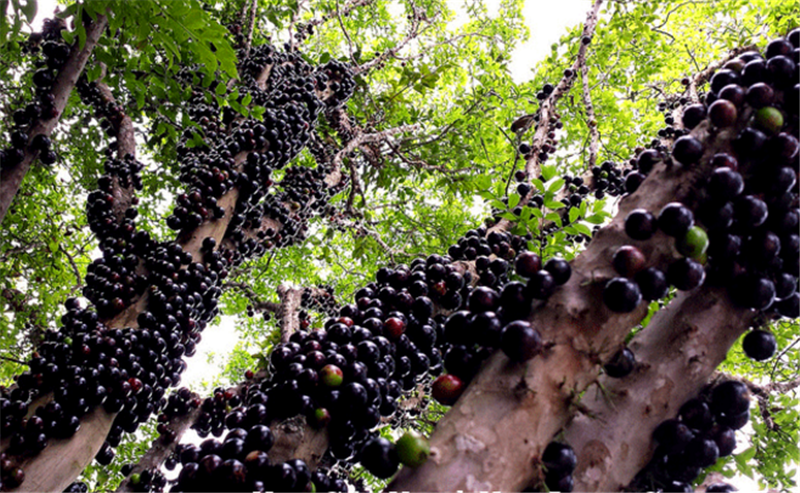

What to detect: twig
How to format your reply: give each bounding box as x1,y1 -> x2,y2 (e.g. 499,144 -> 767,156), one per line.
580,58 -> 600,170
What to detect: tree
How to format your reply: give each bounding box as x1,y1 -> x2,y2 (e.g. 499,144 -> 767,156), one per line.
0,0 -> 798,491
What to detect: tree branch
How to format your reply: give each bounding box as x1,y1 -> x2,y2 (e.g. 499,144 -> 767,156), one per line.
0,14 -> 109,225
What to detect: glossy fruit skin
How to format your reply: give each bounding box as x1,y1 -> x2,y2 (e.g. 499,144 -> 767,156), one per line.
672,135 -> 705,165
544,258 -> 572,285
625,209 -> 657,241
742,330 -> 777,361
711,381 -> 750,417
432,374 -> 464,406
396,431 -> 430,468
729,274 -> 776,310
604,348 -> 635,378
603,277 -> 642,313
635,267 -> 669,300
542,442 -> 577,479
612,245 -> 646,277
515,251 -> 542,278
658,203 -> 695,237
359,438 -> 399,479
319,365 -> 343,388
500,321 -> 542,362
667,258 -> 706,291
677,226 -> 709,259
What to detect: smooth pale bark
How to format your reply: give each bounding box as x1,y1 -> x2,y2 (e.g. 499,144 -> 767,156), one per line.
567,287 -> 755,491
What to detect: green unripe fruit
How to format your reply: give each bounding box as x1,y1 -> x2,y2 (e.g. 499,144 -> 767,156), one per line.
64,336 -> 73,346
130,473 -> 141,485
677,226 -> 709,259
311,408 -> 331,428
754,107 -> 784,134
320,364 -> 343,387
396,431 -> 431,468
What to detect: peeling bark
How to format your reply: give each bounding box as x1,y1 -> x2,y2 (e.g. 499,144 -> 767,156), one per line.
389,108 -> 751,491
566,287 -> 755,491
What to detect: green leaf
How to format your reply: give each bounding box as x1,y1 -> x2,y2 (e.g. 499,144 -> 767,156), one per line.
541,164 -> 557,181
573,223 -> 591,236
547,178 -> 565,193
568,207 -> 580,223
20,0 -> 36,23
585,214 -> 606,224
508,193 -> 520,209
545,201 -> 565,210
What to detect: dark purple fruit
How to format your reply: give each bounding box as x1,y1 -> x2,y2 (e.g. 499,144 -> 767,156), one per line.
612,245 -> 646,277
681,104 -> 706,129
710,380 -> 750,417
603,277 -> 642,313
708,99 -> 738,127
729,274 -> 775,310
684,436 -> 719,468
500,321 -> 542,362
707,167 -> 744,202
515,251 -> 541,278
625,209 -> 657,241
667,258 -> 705,291
604,348 -> 635,378
672,136 -> 704,165
541,442 -> 577,479
544,258 -> 571,285
742,330 -> 776,361
678,398 -> 712,431
634,267 -> 669,300
359,437 -> 399,479
658,202 -> 694,237
653,419 -> 694,453
710,426 -> 737,457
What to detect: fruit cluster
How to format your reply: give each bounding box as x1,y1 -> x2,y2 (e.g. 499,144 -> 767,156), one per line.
0,17 -> 71,170
602,34 -> 798,329
629,380 -> 750,492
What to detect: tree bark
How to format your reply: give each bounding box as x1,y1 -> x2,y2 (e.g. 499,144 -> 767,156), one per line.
0,15 -> 108,225
388,113 -> 750,491
566,287 -> 755,491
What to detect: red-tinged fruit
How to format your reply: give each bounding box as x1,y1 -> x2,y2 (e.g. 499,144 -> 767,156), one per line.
432,374 -> 464,406
319,364 -> 343,388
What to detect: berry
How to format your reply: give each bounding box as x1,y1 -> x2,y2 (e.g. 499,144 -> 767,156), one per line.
612,245 -> 646,277
396,431 -> 430,468
319,365 -> 343,388
542,442 -> 577,479
710,380 -> 750,416
742,330 -> 777,361
676,226 -> 709,259
658,202 -> 694,237
624,209 -> 657,241
359,437 -> 399,479
603,277 -> 642,313
432,374 -> 464,406
707,167 -> 744,202
515,251 -> 541,278
681,104 -> 706,129
708,99 -> 738,127
635,267 -> 669,300
729,274 -> 775,310
667,258 -> 706,291
672,136 -> 704,165
604,347 -> 635,378
753,107 -> 784,134
500,321 -> 543,362
544,258 -> 571,285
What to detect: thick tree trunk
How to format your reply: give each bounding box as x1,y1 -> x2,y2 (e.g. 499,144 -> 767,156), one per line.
567,287 -> 755,491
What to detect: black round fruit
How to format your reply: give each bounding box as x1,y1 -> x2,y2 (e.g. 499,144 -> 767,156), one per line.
603,347 -> 635,378
658,203 -> 694,237
500,321 -> 542,362
741,330 -> 777,361
602,277 -> 642,313
624,209 -> 657,241
710,380 -> 750,417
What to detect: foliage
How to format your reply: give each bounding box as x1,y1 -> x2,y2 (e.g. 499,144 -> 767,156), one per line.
1,0 -> 799,490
